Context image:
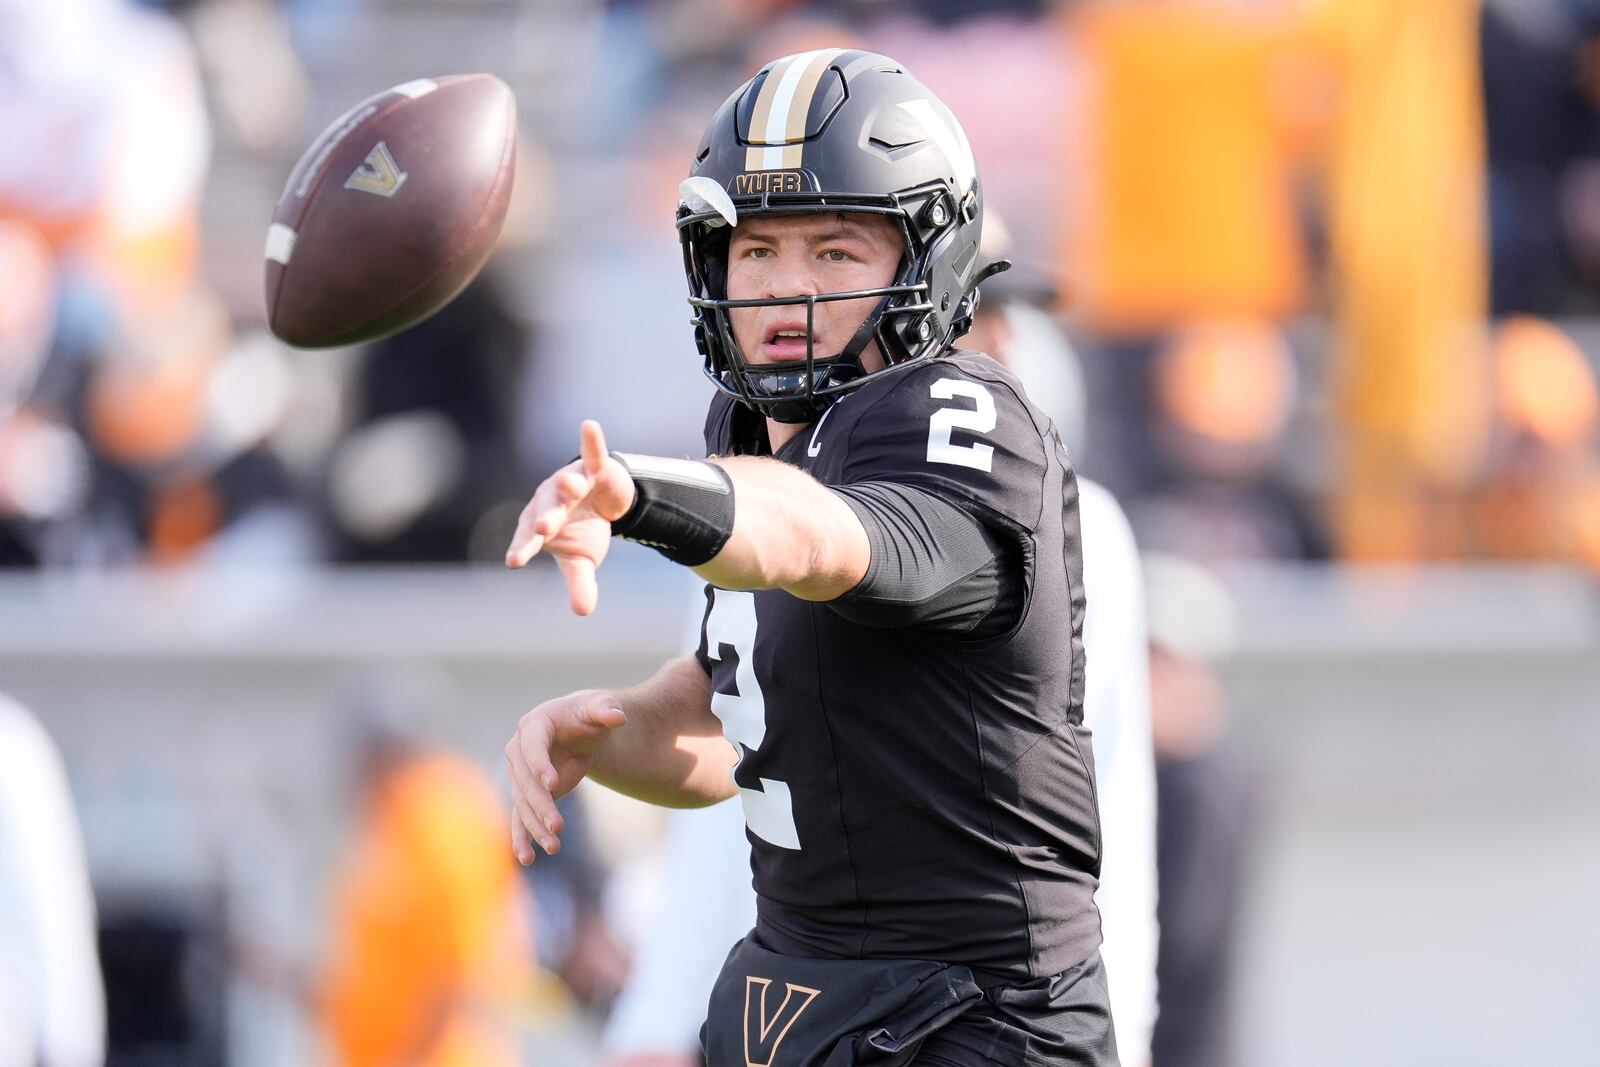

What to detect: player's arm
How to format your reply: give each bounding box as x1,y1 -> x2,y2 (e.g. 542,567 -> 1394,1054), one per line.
590,655 -> 736,806
506,420 -> 1017,632
506,655 -> 736,865
690,453 -> 867,600
504,420 -> 866,606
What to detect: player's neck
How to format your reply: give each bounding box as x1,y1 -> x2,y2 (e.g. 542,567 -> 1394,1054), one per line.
766,417 -> 808,454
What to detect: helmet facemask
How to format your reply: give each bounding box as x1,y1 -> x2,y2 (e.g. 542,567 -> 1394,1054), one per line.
682,190 -> 965,424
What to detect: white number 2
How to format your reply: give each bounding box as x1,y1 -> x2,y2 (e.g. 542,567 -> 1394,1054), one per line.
926,378 -> 996,471
704,589 -> 801,850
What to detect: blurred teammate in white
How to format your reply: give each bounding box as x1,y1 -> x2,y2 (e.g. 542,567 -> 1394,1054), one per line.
0,693 -> 106,1067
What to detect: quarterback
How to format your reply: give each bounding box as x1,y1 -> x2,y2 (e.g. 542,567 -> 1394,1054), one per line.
506,49 -> 1116,1066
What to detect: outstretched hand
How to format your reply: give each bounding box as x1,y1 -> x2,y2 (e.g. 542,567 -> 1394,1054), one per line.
505,689 -> 628,864
506,419 -> 636,615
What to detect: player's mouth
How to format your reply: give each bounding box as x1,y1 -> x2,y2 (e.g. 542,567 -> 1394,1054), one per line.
760,321 -> 813,363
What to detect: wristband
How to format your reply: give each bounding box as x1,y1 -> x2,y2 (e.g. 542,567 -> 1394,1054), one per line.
609,452 -> 735,566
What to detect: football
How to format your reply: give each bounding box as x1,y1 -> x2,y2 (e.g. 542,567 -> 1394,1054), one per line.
264,74 -> 517,348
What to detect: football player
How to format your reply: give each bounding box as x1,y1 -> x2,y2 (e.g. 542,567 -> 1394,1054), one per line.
506,49 -> 1116,1066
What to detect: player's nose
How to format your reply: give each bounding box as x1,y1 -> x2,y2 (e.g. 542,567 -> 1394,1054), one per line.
762,249 -> 819,300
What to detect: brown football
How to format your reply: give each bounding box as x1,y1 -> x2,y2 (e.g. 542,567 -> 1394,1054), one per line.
264,74 -> 517,348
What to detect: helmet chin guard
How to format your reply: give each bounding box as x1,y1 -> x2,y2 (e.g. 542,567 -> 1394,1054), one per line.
679,50 -> 996,426
693,284 -> 923,424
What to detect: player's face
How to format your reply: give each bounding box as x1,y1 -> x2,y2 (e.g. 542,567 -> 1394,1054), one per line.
725,212 -> 903,373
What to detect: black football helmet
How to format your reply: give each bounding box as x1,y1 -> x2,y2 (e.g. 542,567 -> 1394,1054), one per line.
678,49 -> 1008,424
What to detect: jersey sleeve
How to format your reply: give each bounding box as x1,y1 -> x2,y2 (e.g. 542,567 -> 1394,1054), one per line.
693,582 -> 715,676
838,358 -> 1050,536
828,480 -> 1023,637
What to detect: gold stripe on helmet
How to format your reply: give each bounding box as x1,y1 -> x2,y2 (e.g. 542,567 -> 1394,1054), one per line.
744,55 -> 797,172
744,49 -> 844,172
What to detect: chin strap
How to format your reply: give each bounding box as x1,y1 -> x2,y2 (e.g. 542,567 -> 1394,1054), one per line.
834,294 -> 894,369
952,258 -> 1012,337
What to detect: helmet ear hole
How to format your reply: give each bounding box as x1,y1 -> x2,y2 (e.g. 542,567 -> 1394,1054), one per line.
703,230 -> 730,299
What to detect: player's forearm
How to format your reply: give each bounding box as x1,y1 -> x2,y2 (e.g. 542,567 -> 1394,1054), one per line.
695,456 -> 869,601
589,656 -> 738,808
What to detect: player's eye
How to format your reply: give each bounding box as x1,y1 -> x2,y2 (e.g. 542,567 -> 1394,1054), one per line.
821,249 -> 855,263
740,246 -> 772,259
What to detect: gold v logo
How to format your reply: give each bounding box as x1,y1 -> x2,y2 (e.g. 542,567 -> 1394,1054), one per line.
345,141 -> 407,197
743,975 -> 820,1067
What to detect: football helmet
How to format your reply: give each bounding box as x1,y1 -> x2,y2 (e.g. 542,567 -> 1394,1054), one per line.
678,49 -> 1007,424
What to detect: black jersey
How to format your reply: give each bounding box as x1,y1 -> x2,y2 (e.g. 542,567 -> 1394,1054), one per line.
694,348 -> 1099,982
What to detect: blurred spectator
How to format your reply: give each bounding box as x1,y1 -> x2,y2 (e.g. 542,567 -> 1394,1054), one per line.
65,289 -> 313,567
1056,0 -> 1315,498
1469,315 -> 1600,559
521,789 -> 632,1016
0,692 -> 107,1067
318,716 -> 528,1067
325,268 -> 532,564
0,220 -> 87,567
1141,554 -> 1257,1067
1312,0 -> 1492,559
1125,319 -> 1331,564
1061,2 -> 1310,334
0,0 -> 209,336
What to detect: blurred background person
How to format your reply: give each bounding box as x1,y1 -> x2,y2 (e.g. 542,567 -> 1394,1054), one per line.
316,706 -> 530,1067
0,692 -> 106,1067
1125,318 -> 1331,566
1058,0 -> 1315,501
1141,554 -> 1257,1067
1468,315 -> 1600,559
0,219 -> 85,568
70,290 -> 314,568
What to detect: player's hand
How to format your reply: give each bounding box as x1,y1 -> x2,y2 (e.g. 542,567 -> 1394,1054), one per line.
506,689 -> 628,865
506,419 -> 636,616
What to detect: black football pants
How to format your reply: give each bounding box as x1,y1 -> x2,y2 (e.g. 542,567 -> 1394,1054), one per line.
909,952 -> 1120,1067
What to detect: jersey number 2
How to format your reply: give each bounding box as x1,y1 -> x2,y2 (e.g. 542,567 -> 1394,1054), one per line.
926,378 -> 996,471
704,589 -> 801,850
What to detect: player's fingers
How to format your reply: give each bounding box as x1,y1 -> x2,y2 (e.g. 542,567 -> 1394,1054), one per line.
556,553 -> 599,616
505,751 -> 543,864
509,727 -> 564,852
505,513 -> 544,568
579,696 -> 628,733
504,744 -> 536,861
507,486 -> 560,567
554,469 -> 592,505
580,420 -> 608,478
531,500 -> 574,541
